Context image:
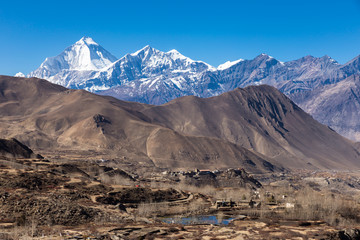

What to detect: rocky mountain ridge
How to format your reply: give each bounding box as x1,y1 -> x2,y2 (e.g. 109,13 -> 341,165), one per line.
28,37 -> 360,105
291,75 -> 360,141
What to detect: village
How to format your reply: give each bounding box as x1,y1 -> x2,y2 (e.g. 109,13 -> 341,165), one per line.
0,151 -> 359,239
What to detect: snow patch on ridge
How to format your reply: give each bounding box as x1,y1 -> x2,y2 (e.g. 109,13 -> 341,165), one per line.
217,59 -> 244,70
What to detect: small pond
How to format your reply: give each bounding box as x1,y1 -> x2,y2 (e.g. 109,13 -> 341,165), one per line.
161,215 -> 236,225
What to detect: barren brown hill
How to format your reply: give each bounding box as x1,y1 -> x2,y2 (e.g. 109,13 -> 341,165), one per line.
1,75 -> 359,171
0,76 -> 277,173
140,85 -> 360,170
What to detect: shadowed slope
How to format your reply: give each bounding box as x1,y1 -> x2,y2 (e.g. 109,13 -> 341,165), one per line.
0,138 -> 42,159
140,85 -> 360,170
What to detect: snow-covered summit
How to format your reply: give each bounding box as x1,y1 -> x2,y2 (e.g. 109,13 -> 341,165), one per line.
101,45 -> 214,92
63,36 -> 117,70
28,36 -> 117,83
112,45 -> 213,75
78,36 -> 99,46
28,39 -> 215,93
14,72 -> 25,77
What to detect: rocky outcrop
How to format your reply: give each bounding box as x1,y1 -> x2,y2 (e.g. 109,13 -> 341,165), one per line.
0,138 -> 43,159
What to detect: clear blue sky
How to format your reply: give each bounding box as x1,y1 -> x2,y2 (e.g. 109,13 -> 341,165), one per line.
1,0 -> 360,75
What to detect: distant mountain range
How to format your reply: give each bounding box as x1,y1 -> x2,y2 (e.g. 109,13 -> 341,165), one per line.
292,75 -> 360,141
3,75 -> 360,172
26,37 -> 360,141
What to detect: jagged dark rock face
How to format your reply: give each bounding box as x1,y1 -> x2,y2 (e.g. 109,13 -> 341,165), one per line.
96,188 -> 188,204
182,168 -> 262,189
0,138 -> 43,159
329,229 -> 360,240
93,114 -> 111,127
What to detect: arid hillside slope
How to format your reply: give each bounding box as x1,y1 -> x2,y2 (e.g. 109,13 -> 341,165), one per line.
1,75 -> 359,171
141,85 -> 360,169
0,76 -> 276,172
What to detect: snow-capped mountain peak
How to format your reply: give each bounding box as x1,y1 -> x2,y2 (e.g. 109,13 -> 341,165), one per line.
167,49 -> 180,54
131,45 -> 154,57
255,53 -> 274,60
14,72 -> 25,77
167,49 -> 190,60
61,36 -> 117,70
77,36 -> 99,46
125,46 -> 212,71
28,36 -> 117,88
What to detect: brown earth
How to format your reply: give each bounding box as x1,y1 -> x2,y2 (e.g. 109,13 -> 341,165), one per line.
0,150 -> 359,239
141,85 -> 360,170
1,75 -> 360,172
0,76 -> 279,173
